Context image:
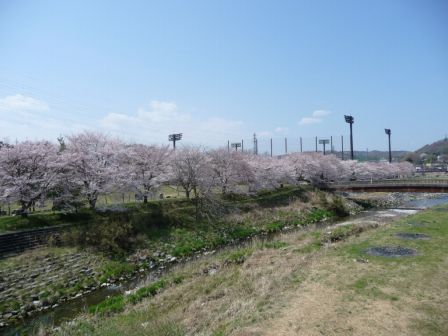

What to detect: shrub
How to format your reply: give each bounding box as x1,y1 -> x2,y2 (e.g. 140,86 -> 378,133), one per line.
228,226 -> 256,240
327,196 -> 349,217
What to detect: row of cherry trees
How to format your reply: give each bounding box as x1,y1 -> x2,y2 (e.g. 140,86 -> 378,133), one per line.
0,132 -> 413,211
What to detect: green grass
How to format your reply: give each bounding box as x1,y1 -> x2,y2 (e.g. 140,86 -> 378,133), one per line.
99,261 -> 136,283
88,279 -> 167,315
335,205 -> 448,335
263,240 -> 288,249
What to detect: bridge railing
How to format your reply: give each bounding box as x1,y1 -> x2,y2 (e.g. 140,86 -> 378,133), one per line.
329,178 -> 448,187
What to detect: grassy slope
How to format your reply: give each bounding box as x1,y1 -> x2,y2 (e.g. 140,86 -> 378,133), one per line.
0,186 -> 309,234
55,205 -> 448,336
2,187 -> 339,319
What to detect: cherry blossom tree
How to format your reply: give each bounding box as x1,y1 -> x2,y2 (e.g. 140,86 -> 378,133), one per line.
208,149 -> 253,194
246,154 -> 287,191
170,146 -> 214,199
63,131 -> 123,209
0,141 -> 61,212
121,144 -> 172,203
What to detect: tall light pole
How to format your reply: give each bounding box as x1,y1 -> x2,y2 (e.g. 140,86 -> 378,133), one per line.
344,115 -> 354,160
385,128 -> 392,163
231,142 -> 242,151
169,133 -> 183,149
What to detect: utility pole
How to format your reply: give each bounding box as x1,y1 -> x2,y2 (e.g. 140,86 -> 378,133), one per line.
385,129 -> 392,163
284,137 -> 287,154
344,115 -> 354,160
330,136 -> 333,153
270,138 -> 273,157
341,135 -> 344,160
227,140 -> 230,152
168,133 -> 183,149
300,137 -> 303,153
241,139 -> 244,152
315,136 -> 318,152
253,133 -> 258,155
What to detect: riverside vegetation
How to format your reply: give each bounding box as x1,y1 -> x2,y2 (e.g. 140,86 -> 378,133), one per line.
49,203 -> 448,336
0,186 -> 358,329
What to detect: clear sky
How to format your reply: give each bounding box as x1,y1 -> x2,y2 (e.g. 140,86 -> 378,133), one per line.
0,0 -> 447,153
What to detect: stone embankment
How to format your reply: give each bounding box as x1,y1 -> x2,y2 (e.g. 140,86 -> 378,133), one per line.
0,250 -> 102,327
0,246 -> 185,328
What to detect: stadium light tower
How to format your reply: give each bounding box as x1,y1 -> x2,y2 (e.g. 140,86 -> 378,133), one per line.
385,128 -> 392,163
231,142 -> 242,151
344,115 -> 354,160
168,133 -> 183,149
319,139 -> 330,155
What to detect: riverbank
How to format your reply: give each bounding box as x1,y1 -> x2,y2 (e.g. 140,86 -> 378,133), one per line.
50,202 -> 448,336
0,187 -> 359,330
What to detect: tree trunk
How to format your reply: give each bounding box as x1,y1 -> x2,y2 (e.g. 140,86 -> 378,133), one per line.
88,197 -> 97,209
143,195 -> 148,203
185,189 -> 190,199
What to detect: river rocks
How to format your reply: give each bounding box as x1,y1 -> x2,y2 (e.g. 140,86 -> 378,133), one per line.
32,300 -> 42,308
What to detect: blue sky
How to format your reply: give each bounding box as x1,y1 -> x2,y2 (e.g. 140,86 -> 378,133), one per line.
0,0 -> 447,153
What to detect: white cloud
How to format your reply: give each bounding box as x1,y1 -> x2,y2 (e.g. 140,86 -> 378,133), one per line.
299,117 -> 322,125
100,100 -> 245,146
0,94 -> 92,141
0,95 -> 245,147
0,94 -> 49,112
299,110 -> 332,126
312,110 -> 331,118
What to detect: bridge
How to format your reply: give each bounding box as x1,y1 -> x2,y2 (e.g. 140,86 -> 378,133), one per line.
328,179 -> 448,193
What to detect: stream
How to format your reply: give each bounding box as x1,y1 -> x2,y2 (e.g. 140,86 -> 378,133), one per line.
3,193 -> 448,335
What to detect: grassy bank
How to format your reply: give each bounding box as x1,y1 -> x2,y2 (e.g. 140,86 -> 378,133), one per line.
51,204 -> 448,336
1,187 -> 353,326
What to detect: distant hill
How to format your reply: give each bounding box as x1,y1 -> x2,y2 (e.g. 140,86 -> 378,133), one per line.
404,138 -> 448,164
352,150 -> 409,162
415,138 -> 448,156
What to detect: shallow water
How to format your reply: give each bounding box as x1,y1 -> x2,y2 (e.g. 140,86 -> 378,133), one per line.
403,194 -> 448,209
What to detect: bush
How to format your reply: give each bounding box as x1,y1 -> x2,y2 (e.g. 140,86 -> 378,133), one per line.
228,226 -> 256,240
327,196 -> 349,217
305,208 -> 334,223
61,219 -> 134,255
